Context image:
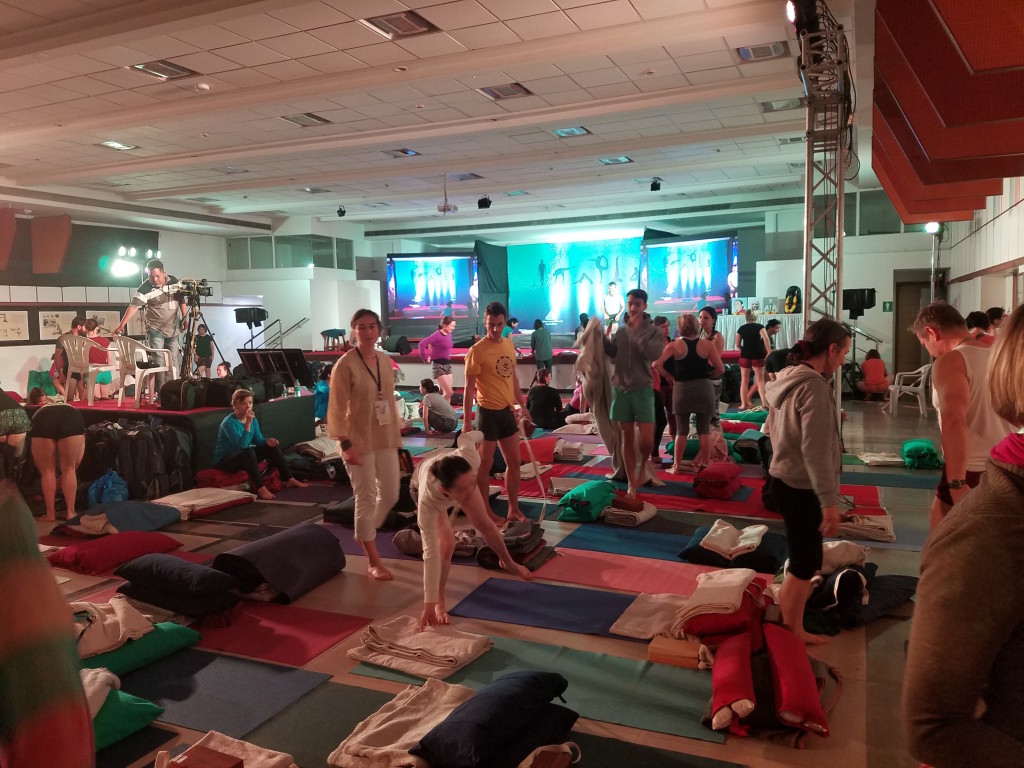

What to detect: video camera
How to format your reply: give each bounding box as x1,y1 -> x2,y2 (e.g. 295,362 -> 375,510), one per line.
174,278 -> 213,299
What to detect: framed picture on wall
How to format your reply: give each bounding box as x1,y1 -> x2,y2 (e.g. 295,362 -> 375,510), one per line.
0,311 -> 30,342
39,310 -> 82,340
760,297 -> 779,315
86,309 -> 122,335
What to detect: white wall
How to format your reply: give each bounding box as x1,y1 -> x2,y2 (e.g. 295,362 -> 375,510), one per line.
221,270 -> 314,349
338,280 -> 382,324
0,345 -> 58,396
158,231 -> 227,282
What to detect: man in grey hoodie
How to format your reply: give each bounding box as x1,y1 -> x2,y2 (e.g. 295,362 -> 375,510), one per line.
763,318 -> 849,644
603,288 -> 666,497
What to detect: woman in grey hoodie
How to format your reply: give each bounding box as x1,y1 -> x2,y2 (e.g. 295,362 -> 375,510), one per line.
764,318 -> 850,644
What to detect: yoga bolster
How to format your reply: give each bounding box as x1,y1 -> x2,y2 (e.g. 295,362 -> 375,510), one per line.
80,622 -> 201,676
92,690 -> 164,751
763,624 -> 829,736
47,531 -> 181,575
711,633 -> 755,730
114,553 -> 240,598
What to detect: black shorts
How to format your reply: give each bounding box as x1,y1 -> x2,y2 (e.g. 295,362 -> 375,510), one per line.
196,355 -> 214,369
477,406 -> 518,441
29,404 -> 85,441
770,476 -> 823,580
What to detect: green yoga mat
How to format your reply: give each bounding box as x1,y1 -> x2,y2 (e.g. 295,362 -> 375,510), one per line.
403,445 -> 437,456
840,470 -> 938,490
351,635 -> 723,744
572,731 -> 746,768
841,454 -> 865,466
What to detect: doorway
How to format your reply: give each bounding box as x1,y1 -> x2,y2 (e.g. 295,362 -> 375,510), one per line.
893,267 -> 944,374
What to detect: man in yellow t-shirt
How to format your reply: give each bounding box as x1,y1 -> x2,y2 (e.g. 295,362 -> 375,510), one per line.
463,301 -> 529,522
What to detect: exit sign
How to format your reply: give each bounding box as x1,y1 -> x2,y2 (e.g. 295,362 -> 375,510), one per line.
882,301 -> 893,312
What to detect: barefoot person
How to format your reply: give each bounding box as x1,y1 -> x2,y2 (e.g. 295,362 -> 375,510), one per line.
213,389 -> 307,501
764,318 -> 850,644
329,308 -> 403,581
463,302 -> 530,523
415,431 -> 532,630
27,398 -> 85,522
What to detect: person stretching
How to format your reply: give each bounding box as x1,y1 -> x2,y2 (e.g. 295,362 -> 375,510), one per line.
214,389 -> 307,501
415,431 -> 532,630
418,316 -> 457,402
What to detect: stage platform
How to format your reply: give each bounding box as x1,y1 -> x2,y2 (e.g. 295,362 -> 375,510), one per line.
29,395 -> 314,472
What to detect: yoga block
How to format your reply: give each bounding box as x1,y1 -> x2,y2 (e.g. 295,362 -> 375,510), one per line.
171,745 -> 243,767
648,636 -> 702,669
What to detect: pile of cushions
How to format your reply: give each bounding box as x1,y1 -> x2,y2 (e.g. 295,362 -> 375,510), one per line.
47,531 -> 181,575
692,462 -> 743,500
114,553 -> 241,619
476,521 -> 554,571
679,522 -> 788,574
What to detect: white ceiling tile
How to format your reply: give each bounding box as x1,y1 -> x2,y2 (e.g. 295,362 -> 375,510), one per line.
416,107 -> 470,122
217,14 -> 300,40
763,109 -> 801,122
719,115 -> 765,127
680,119 -> 722,132
308,20 -> 385,48
583,81 -> 640,98
0,4 -> 47,32
322,0 -> 408,16
328,92 -> 382,107
346,117 -> 390,131
630,0 -> 705,19
504,11 -> 578,39
570,67 -> 628,88
637,125 -> 681,138
0,91 -> 49,113
379,113 -> 429,127
664,37 -> 728,58
551,54 -> 612,73
418,0 -> 501,29
624,59 -> 681,80
633,72 -> 690,92
353,102 -> 404,117
685,66 -> 741,85
712,103 -> 760,118
519,75 -> 578,94
253,59 -> 321,81
258,31 -> 338,58
538,88 -> 593,106
170,25 -> 250,49
4,62 -> 80,84
99,90 -> 160,107
88,67 -> 158,88
214,42 -> 290,67
494,94 -> 549,111
45,54 -> 119,76
395,33 -> 467,58
52,74 -> 121,96
132,35 -> 202,59
446,22 -> 520,49
411,78 -> 470,96
565,0 -> 639,30
211,68 -> 281,87
168,51 -> 243,75
608,47 -> 673,67
737,58 -> 798,77
725,25 -> 793,51
88,44 -> 150,67
266,2 -> 351,30
674,50 -> 736,72
347,42 -> 417,66
135,82 -> 196,101
299,50 -> 368,73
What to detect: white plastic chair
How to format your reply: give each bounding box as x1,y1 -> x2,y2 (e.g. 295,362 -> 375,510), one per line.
883,363 -> 931,416
60,334 -> 118,407
111,335 -> 173,408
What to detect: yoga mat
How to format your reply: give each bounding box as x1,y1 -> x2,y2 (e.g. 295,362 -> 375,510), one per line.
120,648 -> 329,738
351,635 -> 724,744
450,578 -> 638,637
323,524 -> 478,566
204,501 -> 323,527
403,445 -> 436,455
195,602 -> 369,667
571,731 -> 747,768
840,470 -> 938,490
556,524 -> 692,562
272,483 -> 351,504
96,725 -> 178,768
244,682 -> 395,768
841,454 -> 865,466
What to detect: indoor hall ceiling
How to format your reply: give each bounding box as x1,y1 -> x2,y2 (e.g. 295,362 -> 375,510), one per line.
0,0 -> 866,237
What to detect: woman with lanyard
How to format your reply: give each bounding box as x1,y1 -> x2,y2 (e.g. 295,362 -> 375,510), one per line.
699,306 -> 726,425
329,309 -> 403,581
418,316 -> 457,402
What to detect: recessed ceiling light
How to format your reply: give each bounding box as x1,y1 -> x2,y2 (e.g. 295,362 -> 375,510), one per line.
301,187 -> 332,194
129,60 -> 200,80
98,140 -> 138,151
598,156 -> 633,165
761,97 -> 805,112
505,190 -> 528,196
358,11 -> 439,40
552,127 -> 590,138
477,83 -> 533,101
449,172 -> 482,181
278,112 -> 332,128
383,148 -> 419,157
737,41 -> 790,61
213,166 -> 249,174
778,136 -> 807,145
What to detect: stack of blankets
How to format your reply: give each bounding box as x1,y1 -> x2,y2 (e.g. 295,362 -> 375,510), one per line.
553,439 -> 585,462
670,569 -> 765,650
294,436 -> 342,461
347,615 -> 492,679
476,521 -> 555,571
836,512 -> 895,542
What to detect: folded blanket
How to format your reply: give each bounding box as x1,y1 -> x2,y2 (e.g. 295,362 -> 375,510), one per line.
394,528 -> 477,559
330,678 -> 474,768
80,667 -> 119,718
700,519 -> 768,559
71,596 -> 154,658
552,423 -> 598,435
610,593 -> 689,639
295,436 -> 343,460
836,513 -> 895,543
564,413 -> 594,425
505,523 -> 543,554
519,463 -> 552,480
820,541 -> 868,576
152,488 -> 255,520
602,501 -> 657,527
554,439 -> 585,461
673,569 -> 756,629
476,538 -> 551,570
348,615 -> 492,679
194,731 -> 298,768
548,477 -> 588,495
855,452 -> 904,466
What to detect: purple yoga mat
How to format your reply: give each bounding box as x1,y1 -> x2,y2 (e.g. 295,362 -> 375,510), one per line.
273,484 -> 352,504
321,523 -> 478,566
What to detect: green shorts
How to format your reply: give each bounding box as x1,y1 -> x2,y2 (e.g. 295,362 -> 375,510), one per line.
610,386 -> 655,424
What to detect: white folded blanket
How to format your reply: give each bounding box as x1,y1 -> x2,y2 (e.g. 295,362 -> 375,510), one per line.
549,477 -> 589,495
519,463 -> 552,479
71,596 -> 155,658
153,487 -> 255,519
80,668 -> 119,718
820,540 -> 869,575
699,519 -> 768,560
673,568 -> 757,629
565,413 -> 595,425
610,593 -> 689,639
194,731 -> 298,768
855,452 -> 905,466
602,501 -> 657,527
837,513 -> 896,542
553,439 -> 585,461
329,678 -> 475,768
296,436 -> 343,460
552,423 -> 598,435
348,615 -> 492,679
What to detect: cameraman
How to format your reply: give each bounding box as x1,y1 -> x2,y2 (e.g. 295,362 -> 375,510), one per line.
114,259 -> 187,394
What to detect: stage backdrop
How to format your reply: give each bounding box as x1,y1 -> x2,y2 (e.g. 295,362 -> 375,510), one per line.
507,237 -> 643,334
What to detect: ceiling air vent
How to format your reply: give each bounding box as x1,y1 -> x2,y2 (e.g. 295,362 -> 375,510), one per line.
188,197 -> 219,203
278,112 -> 332,128
301,187 -> 332,194
598,156 -> 633,165
130,60 -> 200,80
449,172 -> 482,181
477,83 -> 533,101
358,11 -> 439,40
737,41 -> 789,61
778,136 -> 807,145
761,97 -> 805,112
383,148 -> 419,157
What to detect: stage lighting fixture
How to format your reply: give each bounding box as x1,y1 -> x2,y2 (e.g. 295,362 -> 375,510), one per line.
924,222 -> 940,235
650,177 -> 662,192
336,206 -> 346,217
477,195 -> 491,210
786,0 -> 819,36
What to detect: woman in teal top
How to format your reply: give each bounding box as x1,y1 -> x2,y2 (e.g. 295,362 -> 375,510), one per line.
502,317 -> 519,337
214,389 -> 307,499
531,319 -> 554,370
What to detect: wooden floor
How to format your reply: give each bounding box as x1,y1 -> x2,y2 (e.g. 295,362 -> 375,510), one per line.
49,399 -> 937,768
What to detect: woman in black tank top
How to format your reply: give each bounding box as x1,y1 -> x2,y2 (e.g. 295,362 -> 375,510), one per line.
654,314 -> 725,473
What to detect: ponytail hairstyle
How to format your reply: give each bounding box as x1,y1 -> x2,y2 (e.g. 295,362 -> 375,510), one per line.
420,378 -> 439,393
786,318 -> 850,365
431,454 -> 473,490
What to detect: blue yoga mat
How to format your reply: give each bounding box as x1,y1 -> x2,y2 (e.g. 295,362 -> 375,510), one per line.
840,470 -> 938,490
556,524 -> 692,562
351,634 -> 723,744
566,470 -> 753,502
450,578 -> 638,637
120,648 -> 329,738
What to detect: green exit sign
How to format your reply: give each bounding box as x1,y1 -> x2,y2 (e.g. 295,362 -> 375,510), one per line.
882,301 -> 893,312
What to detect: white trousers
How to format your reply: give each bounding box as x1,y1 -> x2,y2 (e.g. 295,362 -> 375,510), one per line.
344,448 -> 401,542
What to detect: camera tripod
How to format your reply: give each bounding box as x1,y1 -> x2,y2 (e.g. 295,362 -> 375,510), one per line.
181,292 -> 226,380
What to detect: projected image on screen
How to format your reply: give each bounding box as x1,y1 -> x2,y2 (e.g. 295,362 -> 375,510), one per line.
645,236 -> 737,314
507,237 -> 643,333
387,255 -> 478,324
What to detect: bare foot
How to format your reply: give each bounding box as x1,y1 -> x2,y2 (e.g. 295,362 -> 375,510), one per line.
257,486 -> 275,500
42,514 -> 56,522
506,508 -> 528,522
626,486 -> 638,500
799,631 -> 830,646
368,564 -> 394,581
285,478 -> 308,488
664,465 -> 684,475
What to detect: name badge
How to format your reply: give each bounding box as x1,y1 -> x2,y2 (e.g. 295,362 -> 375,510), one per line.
375,400 -> 393,425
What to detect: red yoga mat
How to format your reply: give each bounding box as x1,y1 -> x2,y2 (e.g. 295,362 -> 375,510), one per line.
196,602 -> 369,667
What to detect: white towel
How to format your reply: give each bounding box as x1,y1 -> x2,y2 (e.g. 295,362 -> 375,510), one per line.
153,487 -> 256,520
855,452 -> 905,466
295,436 -> 343,460
602,501 -> 657,527
193,731 -> 298,768
71,596 -> 155,658
79,668 -> 119,718
837,513 -> 896,542
699,519 -> 768,560
549,477 -> 589,495
610,593 -> 689,639
673,569 -> 757,629
519,463 -> 552,479
348,615 -> 492,679
565,413 -> 595,425
819,540 -> 869,575
329,678 -> 475,768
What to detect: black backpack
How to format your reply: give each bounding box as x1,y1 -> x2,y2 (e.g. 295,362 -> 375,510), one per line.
81,421 -> 123,481
117,425 -> 169,500
394,448 -> 416,514
154,424 -> 193,494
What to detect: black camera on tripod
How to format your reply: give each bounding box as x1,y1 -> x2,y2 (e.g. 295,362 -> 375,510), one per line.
176,278 -> 213,299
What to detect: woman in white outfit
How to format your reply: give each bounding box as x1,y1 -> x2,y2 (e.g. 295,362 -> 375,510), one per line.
329,308 -> 402,581
414,431 -> 532,630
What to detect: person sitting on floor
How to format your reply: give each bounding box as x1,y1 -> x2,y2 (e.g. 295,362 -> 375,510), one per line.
314,364 -> 332,425
420,378 -> 458,435
415,431 -> 532,630
216,361 -> 231,379
213,389 -> 308,500
0,389 -> 30,465
563,372 -> 587,417
526,367 -> 566,430
854,349 -> 893,399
